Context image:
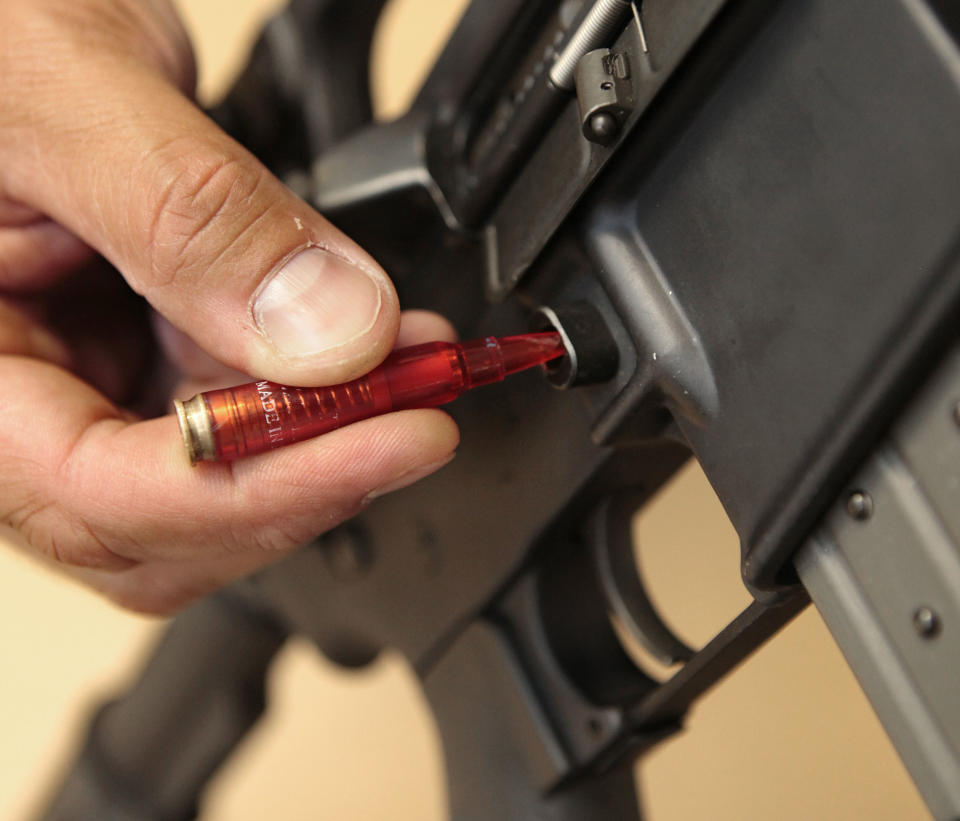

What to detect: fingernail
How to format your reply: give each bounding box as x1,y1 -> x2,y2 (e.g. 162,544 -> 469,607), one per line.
253,247 -> 382,358
364,454 -> 456,502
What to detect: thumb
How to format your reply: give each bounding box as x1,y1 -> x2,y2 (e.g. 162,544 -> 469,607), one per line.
1,32 -> 397,386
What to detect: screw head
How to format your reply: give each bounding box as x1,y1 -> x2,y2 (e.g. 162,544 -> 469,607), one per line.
587,111 -> 619,144
846,490 -> 874,521
912,606 -> 941,638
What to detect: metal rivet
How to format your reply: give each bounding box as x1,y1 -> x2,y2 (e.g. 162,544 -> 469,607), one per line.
846,490 -> 873,521
587,111 -> 620,143
912,606 -> 941,638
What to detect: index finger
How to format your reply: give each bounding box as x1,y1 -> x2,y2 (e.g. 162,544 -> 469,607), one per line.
0,358 -> 458,612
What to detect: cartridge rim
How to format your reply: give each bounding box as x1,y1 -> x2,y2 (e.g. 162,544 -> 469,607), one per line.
174,395 -> 216,465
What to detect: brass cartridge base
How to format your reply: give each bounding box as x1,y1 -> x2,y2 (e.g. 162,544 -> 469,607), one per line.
174,395 -> 216,465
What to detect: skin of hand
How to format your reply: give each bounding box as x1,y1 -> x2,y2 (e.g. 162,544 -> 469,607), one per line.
0,0 -> 460,614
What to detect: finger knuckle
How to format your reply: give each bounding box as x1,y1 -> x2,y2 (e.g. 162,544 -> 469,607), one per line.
0,457 -> 109,569
246,522 -> 305,554
260,503 -> 362,553
142,140 -> 267,288
17,505 -> 128,570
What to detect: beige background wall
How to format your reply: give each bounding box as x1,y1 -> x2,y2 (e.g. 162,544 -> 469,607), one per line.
0,1 -> 928,819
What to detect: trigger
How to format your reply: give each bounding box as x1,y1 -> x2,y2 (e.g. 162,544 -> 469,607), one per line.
591,494 -> 695,666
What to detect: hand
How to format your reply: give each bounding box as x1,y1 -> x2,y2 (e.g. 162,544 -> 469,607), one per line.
0,0 -> 459,614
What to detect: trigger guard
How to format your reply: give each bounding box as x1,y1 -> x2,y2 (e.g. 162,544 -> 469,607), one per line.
591,494 -> 695,666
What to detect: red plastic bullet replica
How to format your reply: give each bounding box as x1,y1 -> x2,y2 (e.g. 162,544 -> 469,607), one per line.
174,332 -> 565,463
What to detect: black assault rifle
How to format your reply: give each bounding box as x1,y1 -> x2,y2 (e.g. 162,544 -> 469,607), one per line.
39,1 -> 960,818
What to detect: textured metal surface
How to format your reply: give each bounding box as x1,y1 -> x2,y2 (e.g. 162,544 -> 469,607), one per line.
576,0 -> 960,587
550,0 -> 631,89
796,341 -> 960,820
485,0 -> 728,297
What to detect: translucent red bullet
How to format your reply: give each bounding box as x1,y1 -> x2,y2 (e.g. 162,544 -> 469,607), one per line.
175,332 -> 565,463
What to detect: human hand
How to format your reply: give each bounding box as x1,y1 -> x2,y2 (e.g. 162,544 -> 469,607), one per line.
0,0 -> 459,614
